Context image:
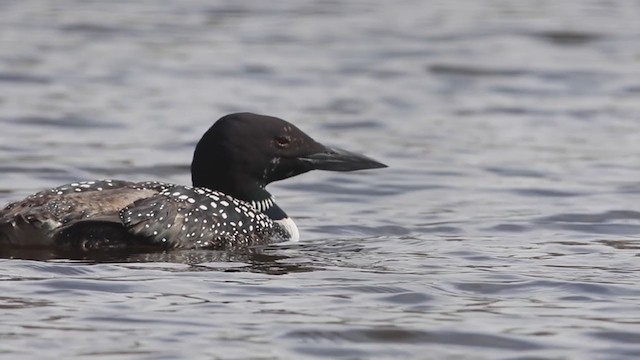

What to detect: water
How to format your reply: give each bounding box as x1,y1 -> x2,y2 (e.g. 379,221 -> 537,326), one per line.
1,0 -> 640,358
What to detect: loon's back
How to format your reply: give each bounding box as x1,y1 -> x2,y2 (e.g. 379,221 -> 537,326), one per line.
0,180 -> 278,250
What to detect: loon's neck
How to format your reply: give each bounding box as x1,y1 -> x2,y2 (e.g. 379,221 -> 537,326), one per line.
250,194 -> 300,242
251,197 -> 284,219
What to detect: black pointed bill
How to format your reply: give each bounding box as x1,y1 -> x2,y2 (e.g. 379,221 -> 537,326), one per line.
298,145 -> 387,172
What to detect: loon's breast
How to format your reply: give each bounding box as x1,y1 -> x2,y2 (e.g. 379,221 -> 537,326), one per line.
0,180 -> 290,250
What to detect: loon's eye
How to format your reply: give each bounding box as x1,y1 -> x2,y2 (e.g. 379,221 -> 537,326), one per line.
275,136 -> 291,148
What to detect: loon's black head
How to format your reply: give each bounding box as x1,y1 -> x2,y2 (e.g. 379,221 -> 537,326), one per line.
191,112 -> 386,204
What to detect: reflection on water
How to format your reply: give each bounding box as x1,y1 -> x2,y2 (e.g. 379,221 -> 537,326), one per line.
0,245 -> 318,274
1,0 -> 640,358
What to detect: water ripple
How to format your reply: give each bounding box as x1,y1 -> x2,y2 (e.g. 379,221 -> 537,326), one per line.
1,0 -> 640,358
285,328 -> 543,349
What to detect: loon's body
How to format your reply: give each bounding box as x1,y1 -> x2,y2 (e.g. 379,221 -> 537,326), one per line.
0,113 -> 386,250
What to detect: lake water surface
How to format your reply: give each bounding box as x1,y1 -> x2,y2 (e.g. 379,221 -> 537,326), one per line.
1,1 -> 640,358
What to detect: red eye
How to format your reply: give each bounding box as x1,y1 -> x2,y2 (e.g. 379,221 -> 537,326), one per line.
275,136 -> 291,148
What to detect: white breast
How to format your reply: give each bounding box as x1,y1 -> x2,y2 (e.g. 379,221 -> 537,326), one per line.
274,217 -> 300,242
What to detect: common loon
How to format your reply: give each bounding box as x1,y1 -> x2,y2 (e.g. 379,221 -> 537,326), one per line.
0,113 -> 386,251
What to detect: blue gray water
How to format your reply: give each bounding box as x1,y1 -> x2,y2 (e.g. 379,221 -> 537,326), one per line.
1,1 -> 640,358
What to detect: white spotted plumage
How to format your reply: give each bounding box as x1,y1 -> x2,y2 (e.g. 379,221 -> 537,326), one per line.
1,179 -> 288,249
114,183 -> 285,248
